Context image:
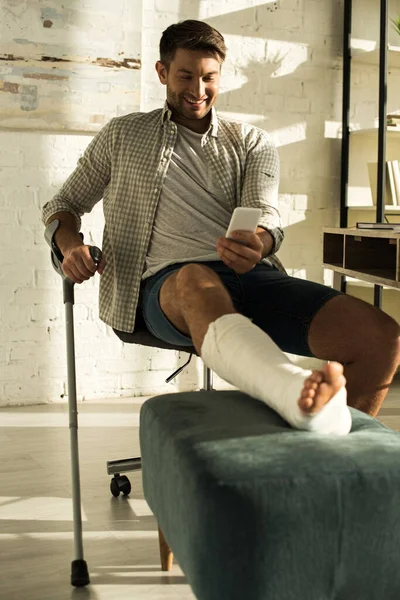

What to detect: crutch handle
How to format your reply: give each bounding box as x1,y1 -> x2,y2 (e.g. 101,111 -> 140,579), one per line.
89,246 -> 102,265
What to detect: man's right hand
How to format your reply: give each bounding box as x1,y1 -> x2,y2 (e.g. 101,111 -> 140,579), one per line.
62,244 -> 106,284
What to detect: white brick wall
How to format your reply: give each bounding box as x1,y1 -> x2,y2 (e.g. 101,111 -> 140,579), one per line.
0,0 -> 345,406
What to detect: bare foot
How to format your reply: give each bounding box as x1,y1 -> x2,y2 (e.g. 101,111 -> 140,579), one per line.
298,362 -> 346,415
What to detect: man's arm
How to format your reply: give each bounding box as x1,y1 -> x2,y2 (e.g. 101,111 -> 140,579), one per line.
46,211 -> 83,255
46,211 -> 106,283
256,226 -> 274,258
43,120 -> 113,282
240,128 -> 284,256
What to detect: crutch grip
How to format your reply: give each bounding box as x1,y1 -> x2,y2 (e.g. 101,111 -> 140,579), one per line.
89,246 -> 102,265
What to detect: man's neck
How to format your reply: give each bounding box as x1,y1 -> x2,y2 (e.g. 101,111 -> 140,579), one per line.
170,109 -> 211,134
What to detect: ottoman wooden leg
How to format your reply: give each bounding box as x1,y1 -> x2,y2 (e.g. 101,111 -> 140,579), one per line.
158,527 -> 174,571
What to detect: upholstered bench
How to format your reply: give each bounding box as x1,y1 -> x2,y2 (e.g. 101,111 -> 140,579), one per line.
140,389 -> 400,600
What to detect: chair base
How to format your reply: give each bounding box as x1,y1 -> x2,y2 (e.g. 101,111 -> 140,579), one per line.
106,457 -> 142,475
106,365 -> 213,491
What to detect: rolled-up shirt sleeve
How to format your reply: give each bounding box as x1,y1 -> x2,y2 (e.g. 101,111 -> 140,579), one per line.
42,119 -> 114,229
240,129 -> 284,255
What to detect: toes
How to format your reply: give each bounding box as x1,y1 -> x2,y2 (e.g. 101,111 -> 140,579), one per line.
301,387 -> 316,399
312,382 -> 331,409
322,361 -> 344,384
304,378 -> 320,391
299,397 -> 314,411
308,371 -> 324,384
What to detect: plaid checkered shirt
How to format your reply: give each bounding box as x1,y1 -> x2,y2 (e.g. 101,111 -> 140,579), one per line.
42,103 -> 284,333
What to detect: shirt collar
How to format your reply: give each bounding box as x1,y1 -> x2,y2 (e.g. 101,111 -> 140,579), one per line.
161,101 -> 218,138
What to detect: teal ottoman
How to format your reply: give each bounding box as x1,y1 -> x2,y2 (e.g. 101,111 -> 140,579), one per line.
140,389 -> 400,600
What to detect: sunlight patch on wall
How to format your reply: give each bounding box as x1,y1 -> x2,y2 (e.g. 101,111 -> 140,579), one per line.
265,40 -> 308,78
348,186 -> 374,207
324,121 -> 342,139
218,110 -> 266,124
351,38 -> 377,52
199,0 -> 280,19
268,122 -> 307,148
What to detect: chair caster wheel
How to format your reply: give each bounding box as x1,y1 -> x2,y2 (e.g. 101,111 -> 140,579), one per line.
110,474 -> 131,497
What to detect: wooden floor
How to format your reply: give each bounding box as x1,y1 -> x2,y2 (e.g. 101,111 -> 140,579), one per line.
1,383 -> 400,600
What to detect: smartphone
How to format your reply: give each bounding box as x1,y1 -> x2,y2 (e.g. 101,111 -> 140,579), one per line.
225,207 -> 262,240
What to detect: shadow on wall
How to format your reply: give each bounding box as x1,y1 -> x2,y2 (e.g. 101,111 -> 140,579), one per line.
206,1 -> 344,277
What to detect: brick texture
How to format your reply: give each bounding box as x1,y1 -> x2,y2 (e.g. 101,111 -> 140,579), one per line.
0,0 -> 344,405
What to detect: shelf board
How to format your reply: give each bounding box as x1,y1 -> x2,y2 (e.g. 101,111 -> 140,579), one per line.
345,276 -> 395,290
351,43 -> 400,68
322,264 -> 400,289
350,126 -> 400,137
347,205 -> 400,211
323,227 -> 400,238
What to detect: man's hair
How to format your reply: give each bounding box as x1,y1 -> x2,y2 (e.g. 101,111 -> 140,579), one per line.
159,20 -> 226,68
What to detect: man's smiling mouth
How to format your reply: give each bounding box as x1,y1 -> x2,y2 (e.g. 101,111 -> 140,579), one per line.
183,97 -> 206,105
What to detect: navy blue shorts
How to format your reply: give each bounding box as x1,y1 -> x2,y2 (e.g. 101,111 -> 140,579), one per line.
141,261 -> 341,357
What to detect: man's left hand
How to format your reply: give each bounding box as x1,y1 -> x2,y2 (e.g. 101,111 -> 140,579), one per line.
216,230 -> 263,274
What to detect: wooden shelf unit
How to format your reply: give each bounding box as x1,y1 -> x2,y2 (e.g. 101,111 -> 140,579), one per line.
342,3 -> 400,226
323,228 -> 400,289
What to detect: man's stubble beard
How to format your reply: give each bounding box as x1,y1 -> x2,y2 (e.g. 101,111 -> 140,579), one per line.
168,92 -> 213,122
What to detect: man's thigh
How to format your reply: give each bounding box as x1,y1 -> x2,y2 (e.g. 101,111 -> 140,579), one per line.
238,264 -> 341,357
140,261 -> 242,346
141,263 -> 194,346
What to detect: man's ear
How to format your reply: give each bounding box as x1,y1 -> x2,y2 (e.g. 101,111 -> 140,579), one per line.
155,61 -> 168,85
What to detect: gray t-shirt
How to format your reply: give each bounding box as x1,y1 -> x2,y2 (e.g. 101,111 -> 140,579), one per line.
142,124 -> 232,279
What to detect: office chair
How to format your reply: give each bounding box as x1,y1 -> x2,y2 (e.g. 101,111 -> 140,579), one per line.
109,315 -> 213,496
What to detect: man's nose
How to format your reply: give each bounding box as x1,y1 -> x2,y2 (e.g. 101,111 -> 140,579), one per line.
189,79 -> 205,99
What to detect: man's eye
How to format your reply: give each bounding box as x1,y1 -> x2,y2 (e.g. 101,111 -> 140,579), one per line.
180,76 -> 191,80
203,77 -> 215,82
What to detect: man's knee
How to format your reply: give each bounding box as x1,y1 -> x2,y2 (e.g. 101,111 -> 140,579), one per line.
159,263 -> 222,316
174,263 -> 222,298
374,310 -> 400,361
352,300 -> 400,364
310,294 -> 400,364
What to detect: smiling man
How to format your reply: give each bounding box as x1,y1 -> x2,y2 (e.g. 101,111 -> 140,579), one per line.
156,48 -> 220,131
43,20 -> 399,435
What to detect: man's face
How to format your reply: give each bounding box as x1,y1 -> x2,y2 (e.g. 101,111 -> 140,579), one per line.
156,48 -> 221,127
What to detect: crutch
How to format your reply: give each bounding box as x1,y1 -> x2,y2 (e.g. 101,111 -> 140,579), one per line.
45,219 -> 101,587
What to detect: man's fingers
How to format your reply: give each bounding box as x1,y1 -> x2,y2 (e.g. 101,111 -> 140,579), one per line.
217,237 -> 259,262
75,254 -> 96,277
97,256 -> 107,275
217,244 -> 254,272
217,234 -> 262,274
62,245 -> 101,283
230,230 -> 263,251
81,249 -> 98,274
62,263 -> 84,284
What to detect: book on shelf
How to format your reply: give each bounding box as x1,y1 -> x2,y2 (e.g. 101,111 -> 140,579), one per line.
356,222 -> 400,230
392,160 -> 400,203
387,161 -> 397,205
367,162 -> 396,205
387,113 -> 400,126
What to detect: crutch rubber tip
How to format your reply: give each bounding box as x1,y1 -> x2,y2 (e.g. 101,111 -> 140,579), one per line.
71,559 -> 90,587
